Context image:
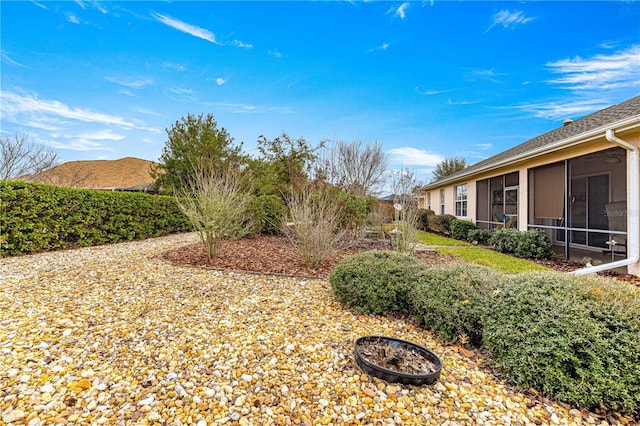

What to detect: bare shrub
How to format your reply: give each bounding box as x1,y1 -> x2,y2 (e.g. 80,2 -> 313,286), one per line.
390,168 -> 420,254
318,139 -> 389,196
284,183 -> 345,268
176,162 -> 254,260
1,134 -> 59,180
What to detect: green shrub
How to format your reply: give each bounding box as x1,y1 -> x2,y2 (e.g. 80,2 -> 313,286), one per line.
489,228 -> 553,259
249,194 -> 286,235
0,181 -> 192,256
409,263 -> 502,345
336,191 -> 368,229
483,272 -> 640,414
467,228 -> 492,245
330,250 -> 427,315
450,219 -> 478,241
431,214 -> 456,234
416,209 -> 435,231
488,228 -> 520,253
514,229 -> 553,259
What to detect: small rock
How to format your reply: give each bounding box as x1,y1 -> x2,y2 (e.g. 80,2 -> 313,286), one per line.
3,409 -> 26,423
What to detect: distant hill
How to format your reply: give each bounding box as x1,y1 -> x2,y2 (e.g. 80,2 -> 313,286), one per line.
24,157 -> 160,191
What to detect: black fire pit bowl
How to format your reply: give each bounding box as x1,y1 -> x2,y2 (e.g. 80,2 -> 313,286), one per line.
354,335 -> 442,386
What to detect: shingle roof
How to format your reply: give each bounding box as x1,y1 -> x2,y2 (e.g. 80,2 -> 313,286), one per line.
25,157 -> 159,190
426,95 -> 640,188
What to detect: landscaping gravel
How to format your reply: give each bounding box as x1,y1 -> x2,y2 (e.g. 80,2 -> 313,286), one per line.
1,233 -> 635,425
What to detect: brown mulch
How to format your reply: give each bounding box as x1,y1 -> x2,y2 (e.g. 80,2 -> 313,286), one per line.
159,234 -> 452,278
160,234 -> 640,284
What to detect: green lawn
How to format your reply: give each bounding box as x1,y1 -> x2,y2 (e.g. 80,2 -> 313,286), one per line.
436,246 -> 550,273
417,230 -> 470,246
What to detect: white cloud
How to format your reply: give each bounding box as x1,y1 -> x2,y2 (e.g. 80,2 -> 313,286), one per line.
475,143 -> 492,151
75,1 -> 86,10
231,39 -> 253,49
485,10 -> 535,33
105,77 -> 153,89
514,98 -> 613,121
116,89 -> 136,97
151,11 -> 220,44
215,78 -> 226,86
366,43 -> 389,53
162,62 -> 187,72
447,99 -> 477,106
268,49 -> 283,58
2,54 -> 29,68
387,147 -> 444,167
73,130 -> 126,141
0,91 -> 136,128
67,14 -> 80,24
466,68 -> 504,84
168,88 -> 193,96
387,2 -> 410,20
546,45 -> 640,92
49,138 -> 108,152
415,87 -> 454,95
31,1 -> 48,9
133,106 -> 162,116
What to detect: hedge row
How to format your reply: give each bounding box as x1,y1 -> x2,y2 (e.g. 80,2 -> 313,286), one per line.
329,251 -> 640,415
0,181 -> 193,255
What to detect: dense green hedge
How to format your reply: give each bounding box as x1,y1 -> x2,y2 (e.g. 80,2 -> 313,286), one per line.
330,251 -> 640,415
410,263 -> 501,345
0,181 -> 192,255
450,218 -> 478,241
484,272 -> 640,414
329,250 -> 427,315
489,228 -> 553,259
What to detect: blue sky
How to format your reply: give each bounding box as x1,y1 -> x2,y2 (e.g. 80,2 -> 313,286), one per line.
1,1 -> 639,184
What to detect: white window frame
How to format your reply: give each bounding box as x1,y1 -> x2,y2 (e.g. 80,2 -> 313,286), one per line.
455,184 -> 468,217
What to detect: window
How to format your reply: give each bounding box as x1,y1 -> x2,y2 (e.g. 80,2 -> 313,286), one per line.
455,184 -> 468,216
427,192 -> 431,210
440,189 -> 445,214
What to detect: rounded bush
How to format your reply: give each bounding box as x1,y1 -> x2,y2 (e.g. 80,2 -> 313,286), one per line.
416,209 -> 435,231
467,228 -> 492,245
249,194 -> 286,235
483,272 -> 640,414
329,250 -> 427,315
434,214 -> 457,234
409,263 -> 503,345
450,219 -> 478,241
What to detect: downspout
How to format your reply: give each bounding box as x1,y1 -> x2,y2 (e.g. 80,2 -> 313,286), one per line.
570,129 -> 639,275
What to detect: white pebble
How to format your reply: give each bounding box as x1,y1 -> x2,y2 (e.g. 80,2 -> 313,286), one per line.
40,384 -> 55,394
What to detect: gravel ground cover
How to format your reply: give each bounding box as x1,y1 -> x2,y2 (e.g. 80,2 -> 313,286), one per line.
1,233 -> 635,426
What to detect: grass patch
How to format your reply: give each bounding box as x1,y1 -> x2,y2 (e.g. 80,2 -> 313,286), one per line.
417,230 -> 470,246
436,247 -> 549,273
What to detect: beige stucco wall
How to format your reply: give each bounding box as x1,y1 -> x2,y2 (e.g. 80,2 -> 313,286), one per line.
422,127 -> 640,275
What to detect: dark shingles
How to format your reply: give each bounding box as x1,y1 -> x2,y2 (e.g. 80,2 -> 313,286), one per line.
428,95 -> 640,186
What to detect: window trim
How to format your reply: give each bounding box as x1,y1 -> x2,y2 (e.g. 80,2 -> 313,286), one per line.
455,184 -> 468,217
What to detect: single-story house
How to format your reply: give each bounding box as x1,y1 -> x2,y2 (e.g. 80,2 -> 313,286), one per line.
24,157 -> 159,192
421,95 -> 640,275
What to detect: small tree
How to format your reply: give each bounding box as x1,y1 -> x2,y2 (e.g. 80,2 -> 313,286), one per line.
319,139 -> 389,196
390,168 -> 420,254
0,134 -> 59,180
153,113 -> 245,194
256,132 -> 323,196
175,160 -> 254,260
284,182 -> 345,268
431,156 -> 467,182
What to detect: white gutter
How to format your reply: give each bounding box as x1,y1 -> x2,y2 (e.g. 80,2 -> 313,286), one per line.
571,129 -> 639,275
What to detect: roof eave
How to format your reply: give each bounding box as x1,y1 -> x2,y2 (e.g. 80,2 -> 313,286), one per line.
423,115 -> 640,190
